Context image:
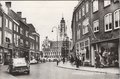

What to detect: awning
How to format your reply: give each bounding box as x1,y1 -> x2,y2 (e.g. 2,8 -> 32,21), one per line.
100,42 -> 117,49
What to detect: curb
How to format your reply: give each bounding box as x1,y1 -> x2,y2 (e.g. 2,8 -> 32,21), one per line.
58,65 -> 120,75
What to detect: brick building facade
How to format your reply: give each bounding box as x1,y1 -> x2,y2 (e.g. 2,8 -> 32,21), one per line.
71,0 -> 120,67
0,2 -> 40,65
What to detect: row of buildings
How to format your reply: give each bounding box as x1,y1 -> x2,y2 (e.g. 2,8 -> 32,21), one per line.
0,2 -> 40,65
71,0 -> 120,67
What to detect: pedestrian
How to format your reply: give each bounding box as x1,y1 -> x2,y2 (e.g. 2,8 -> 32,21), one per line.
76,56 -> 79,68
56,59 -> 59,66
63,58 -> 65,64
95,51 -> 100,68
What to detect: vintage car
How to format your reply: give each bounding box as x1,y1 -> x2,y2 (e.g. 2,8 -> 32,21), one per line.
30,58 -> 38,64
8,58 -> 30,74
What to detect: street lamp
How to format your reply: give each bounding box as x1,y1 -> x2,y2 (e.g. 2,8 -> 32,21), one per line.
51,26 -> 59,59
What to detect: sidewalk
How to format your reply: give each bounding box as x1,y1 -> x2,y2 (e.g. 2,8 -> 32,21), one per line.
0,65 -> 17,79
58,61 -> 120,75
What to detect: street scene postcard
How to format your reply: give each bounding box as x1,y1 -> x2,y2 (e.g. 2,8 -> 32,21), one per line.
0,0 -> 120,79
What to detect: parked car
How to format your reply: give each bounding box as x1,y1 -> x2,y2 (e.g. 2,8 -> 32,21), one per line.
30,58 -> 38,64
8,58 -> 30,74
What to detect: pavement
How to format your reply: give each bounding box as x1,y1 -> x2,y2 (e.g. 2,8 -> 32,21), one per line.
0,64 -> 17,79
58,61 -> 120,75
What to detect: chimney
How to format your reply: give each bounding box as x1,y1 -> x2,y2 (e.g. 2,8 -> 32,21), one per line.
17,12 -> 22,18
22,18 -> 27,23
5,2 -> 11,9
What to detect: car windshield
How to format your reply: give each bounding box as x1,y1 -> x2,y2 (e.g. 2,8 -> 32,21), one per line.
13,58 -> 27,67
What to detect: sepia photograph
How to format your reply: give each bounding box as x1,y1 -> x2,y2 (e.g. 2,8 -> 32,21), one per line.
0,0 -> 120,79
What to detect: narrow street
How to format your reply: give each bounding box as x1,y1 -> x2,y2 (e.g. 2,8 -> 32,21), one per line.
1,62 -> 118,79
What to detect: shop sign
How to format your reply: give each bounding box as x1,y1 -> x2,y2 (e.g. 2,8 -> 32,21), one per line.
100,33 -> 113,40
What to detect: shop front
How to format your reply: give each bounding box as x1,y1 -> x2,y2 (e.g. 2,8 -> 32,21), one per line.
76,38 -> 90,66
0,47 -> 3,65
4,48 -> 12,65
92,39 -> 119,67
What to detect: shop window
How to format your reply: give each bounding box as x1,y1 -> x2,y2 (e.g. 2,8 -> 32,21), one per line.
0,54 -> 2,64
93,0 -> 98,12
104,0 -> 111,7
0,31 -> 1,45
104,13 -> 112,32
0,16 -> 2,28
85,47 -> 89,60
93,20 -> 99,32
114,9 -> 120,29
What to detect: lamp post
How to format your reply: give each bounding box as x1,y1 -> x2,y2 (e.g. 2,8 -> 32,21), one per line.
51,26 -> 59,59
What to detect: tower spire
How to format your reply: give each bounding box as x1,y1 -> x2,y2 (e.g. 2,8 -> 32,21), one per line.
62,13 -> 63,19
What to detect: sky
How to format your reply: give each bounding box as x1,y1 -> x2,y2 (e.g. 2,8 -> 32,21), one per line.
1,1 -> 78,50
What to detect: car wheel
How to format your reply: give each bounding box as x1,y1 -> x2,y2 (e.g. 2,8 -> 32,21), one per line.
26,71 -> 30,75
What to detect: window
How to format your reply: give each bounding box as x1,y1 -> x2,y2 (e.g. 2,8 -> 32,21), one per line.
77,23 -> 81,40
82,18 -> 89,34
104,13 -> 112,32
79,9 -> 81,19
80,42 -> 84,50
16,35 -> 19,46
104,0 -> 111,7
86,2 -> 89,13
76,12 -> 79,22
93,20 -> 99,32
14,24 -> 16,31
26,41 -> 29,46
76,43 -> 79,53
36,44 -> 38,50
93,0 -> 98,12
5,31 -> 12,43
14,24 -> 18,32
82,6 -> 85,16
20,27 -> 23,34
14,34 -> 16,45
16,25 -> 18,32
6,19 -> 8,28
36,37 -> 39,42
0,31 -> 2,45
114,9 -> 120,29
0,16 -> 2,28
9,21 -> 12,30
20,39 -> 23,46
26,31 -> 29,37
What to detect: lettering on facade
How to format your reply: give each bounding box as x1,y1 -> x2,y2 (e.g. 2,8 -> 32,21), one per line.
100,33 -> 113,40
